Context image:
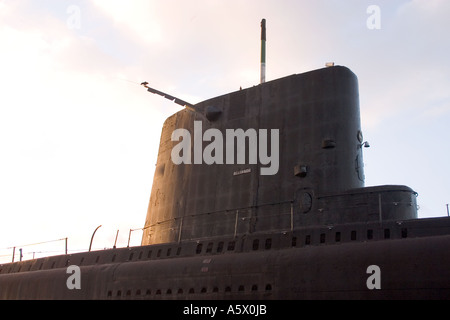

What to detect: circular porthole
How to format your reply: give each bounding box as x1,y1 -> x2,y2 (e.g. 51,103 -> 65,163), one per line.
300,192 -> 313,213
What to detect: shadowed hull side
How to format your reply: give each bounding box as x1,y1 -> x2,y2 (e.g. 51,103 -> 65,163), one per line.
1,229 -> 449,300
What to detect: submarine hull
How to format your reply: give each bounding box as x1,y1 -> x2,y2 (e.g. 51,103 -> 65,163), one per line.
1,217 -> 450,299
1,66 -> 449,300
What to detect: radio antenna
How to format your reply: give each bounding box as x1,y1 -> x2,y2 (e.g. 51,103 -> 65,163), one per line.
140,82 -> 196,112
260,19 -> 266,84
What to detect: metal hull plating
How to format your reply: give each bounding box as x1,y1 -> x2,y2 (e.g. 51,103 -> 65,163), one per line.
1,66 -> 449,300
1,217 -> 450,300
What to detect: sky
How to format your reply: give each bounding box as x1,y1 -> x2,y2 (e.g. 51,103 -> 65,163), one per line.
0,0 -> 449,263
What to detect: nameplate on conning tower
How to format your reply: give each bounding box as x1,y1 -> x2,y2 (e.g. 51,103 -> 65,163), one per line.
233,168 -> 252,176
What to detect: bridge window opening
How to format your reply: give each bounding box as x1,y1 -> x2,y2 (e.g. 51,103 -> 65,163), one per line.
156,289 -> 161,295
253,239 -> 259,250
196,243 -> 203,254
166,289 -> 172,295
166,248 -> 172,256
335,232 -> 341,242
367,229 -> 373,240
213,287 -> 219,293
112,254 -> 116,262
128,252 -> 133,261
305,235 -> 311,245
206,242 -> 213,253
351,230 -> 357,241
157,249 -> 162,257
117,290 -> 122,297
265,284 -> 272,291
201,287 -> 207,293
265,238 -> 272,250
126,290 -> 131,297
227,241 -> 235,251
225,286 -> 232,293
138,251 -> 143,260
252,285 -> 258,291
107,291 -> 112,298
147,250 -> 152,259
384,229 -> 390,239
145,289 -> 151,296
177,288 -> 183,294
189,288 -> 195,294
238,285 -> 245,292
176,247 -> 182,255
136,289 -> 141,296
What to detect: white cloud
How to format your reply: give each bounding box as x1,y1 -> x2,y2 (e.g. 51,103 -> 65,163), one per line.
92,0 -> 162,44
0,1 -> 172,256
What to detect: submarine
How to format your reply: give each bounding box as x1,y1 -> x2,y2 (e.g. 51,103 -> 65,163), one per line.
1,20 -> 450,300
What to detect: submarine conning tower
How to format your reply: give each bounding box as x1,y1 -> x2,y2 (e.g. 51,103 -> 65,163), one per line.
142,66 -> 418,246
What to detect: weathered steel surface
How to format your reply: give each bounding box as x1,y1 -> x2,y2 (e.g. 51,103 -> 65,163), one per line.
0,66 -> 448,300
1,224 -> 450,299
142,67 -> 370,245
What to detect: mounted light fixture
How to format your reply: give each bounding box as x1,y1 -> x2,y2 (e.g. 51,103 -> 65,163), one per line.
359,141 -> 370,148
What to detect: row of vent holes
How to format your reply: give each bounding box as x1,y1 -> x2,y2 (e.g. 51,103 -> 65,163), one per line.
195,239 -> 273,254
86,240 -> 238,265
86,228 -> 407,264
12,241 -> 237,272
105,228 -> 408,263
108,284 -> 273,298
123,246 -> 183,262
196,241 -> 236,254
191,229 -> 406,256
313,228 -> 407,245
7,229 -> 408,273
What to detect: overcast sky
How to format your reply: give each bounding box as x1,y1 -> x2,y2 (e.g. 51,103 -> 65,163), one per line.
1,0 -> 449,262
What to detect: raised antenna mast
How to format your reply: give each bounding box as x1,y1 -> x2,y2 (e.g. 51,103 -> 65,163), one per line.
140,82 -> 196,112
260,19 -> 266,84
